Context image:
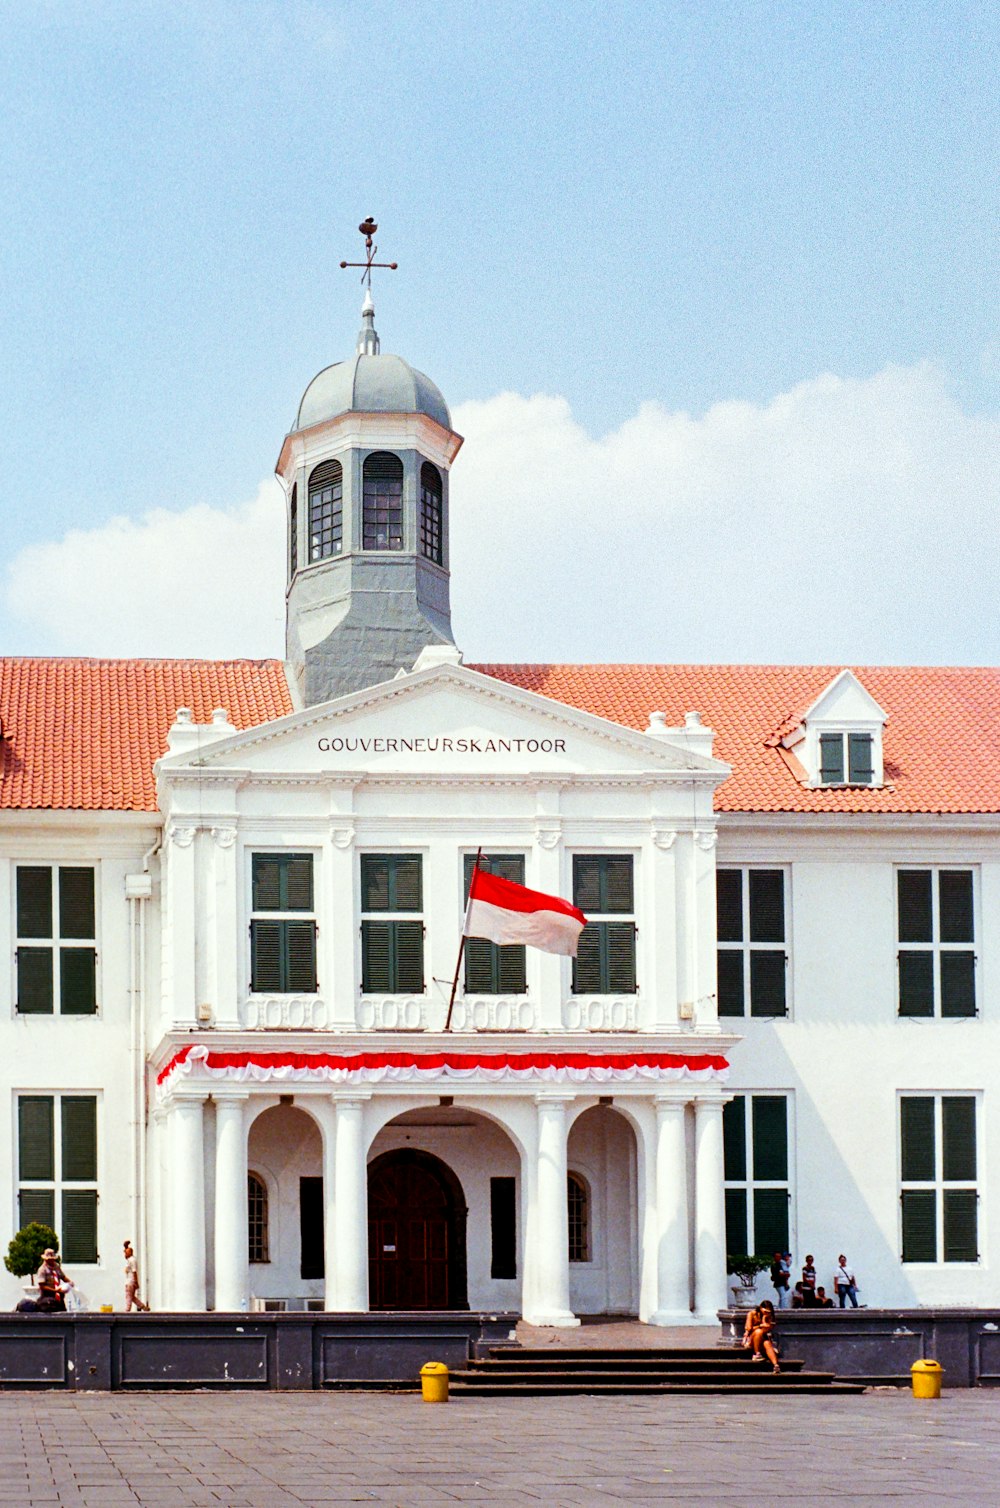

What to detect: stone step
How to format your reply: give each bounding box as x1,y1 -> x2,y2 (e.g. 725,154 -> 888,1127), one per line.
473,1354 -> 804,1371
449,1378 -> 866,1396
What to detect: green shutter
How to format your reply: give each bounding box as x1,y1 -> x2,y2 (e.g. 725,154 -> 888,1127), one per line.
722,1097 -> 746,1180
717,950 -> 745,1016
942,1097 -> 976,1182
360,855 -> 390,911
61,1097 -> 97,1182
573,855 -> 632,913
716,870 -> 743,942
61,1189 -> 98,1264
748,871 -> 784,943
250,920 -> 282,992
60,948 -> 97,1015
749,951 -> 786,1016
900,1097 -> 935,1181
17,948 -> 54,1014
464,855 -> 526,994
901,1190 -> 937,1262
753,1188 -> 789,1256
752,1097 -> 788,1181
18,1097 -> 54,1181
390,856 -> 422,911
285,921 -> 317,992
393,920 -> 424,993
943,1190 -> 978,1262
819,734 -> 844,783
602,857 -> 634,913
58,868 -> 95,938
939,871 -> 973,943
898,871 -> 932,942
490,1176 -> 517,1279
464,937 -> 498,993
898,952 -> 934,1016
605,922 -> 637,993
847,733 -> 874,783
19,1189 -> 55,1231
725,1189 -> 748,1259
252,855 -> 283,911
940,953 -> 976,1017
362,920 -> 391,992
16,867 -> 52,938
573,856 -> 601,912
496,941 -> 527,994
572,925 -> 603,994
283,855 -> 314,911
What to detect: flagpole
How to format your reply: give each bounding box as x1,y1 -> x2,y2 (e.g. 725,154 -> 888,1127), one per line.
445,847 -> 482,1032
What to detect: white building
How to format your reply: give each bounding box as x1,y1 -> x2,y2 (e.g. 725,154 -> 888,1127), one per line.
1,292 -> 996,1321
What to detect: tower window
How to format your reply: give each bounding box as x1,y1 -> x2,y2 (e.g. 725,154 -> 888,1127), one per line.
420,462 -> 443,565
308,460 -> 343,561
363,452 -> 404,551
289,483 -> 298,578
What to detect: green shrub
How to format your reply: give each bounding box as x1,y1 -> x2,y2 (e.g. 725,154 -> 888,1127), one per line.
5,1222 -> 59,1281
726,1253 -> 772,1286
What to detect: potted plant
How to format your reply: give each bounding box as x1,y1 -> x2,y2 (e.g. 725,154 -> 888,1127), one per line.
726,1253 -> 771,1309
5,1221 -> 59,1294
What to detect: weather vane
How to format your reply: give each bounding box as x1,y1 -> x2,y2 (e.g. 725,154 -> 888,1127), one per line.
340,217 -> 398,289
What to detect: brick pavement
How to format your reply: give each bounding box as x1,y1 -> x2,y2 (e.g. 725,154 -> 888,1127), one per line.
0,1390 -> 997,1506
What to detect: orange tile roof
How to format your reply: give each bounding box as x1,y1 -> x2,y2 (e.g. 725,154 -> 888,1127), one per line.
1,656 -> 997,816
0,659 -> 292,812
472,664 -> 1000,814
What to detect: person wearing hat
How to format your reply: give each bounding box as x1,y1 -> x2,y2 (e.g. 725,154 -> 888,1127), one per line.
123,1241 -> 150,1312
35,1248 -> 72,1313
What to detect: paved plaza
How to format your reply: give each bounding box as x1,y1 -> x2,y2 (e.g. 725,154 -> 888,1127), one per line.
0,1389 -> 997,1507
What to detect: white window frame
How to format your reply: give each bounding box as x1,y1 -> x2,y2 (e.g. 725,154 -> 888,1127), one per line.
898,1092 -> 981,1265
12,863 -> 100,1017
15,1090 -> 101,1265
716,865 -> 791,1020
247,849 -> 319,997
896,866 -> 978,1020
723,1091 -> 794,1256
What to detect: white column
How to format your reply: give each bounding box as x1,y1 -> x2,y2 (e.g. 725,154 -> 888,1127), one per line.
649,1097 -> 691,1324
170,1096 -> 207,1311
213,1094 -> 249,1311
693,1097 -> 728,1318
330,1096 -> 369,1311
524,1095 -> 579,1327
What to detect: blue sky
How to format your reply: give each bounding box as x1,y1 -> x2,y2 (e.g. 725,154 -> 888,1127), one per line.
2,1 -> 998,664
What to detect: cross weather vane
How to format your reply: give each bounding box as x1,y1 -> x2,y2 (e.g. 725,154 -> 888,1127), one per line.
340,217 -> 398,289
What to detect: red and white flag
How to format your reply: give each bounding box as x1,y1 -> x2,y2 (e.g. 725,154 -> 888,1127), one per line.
463,868 -> 587,957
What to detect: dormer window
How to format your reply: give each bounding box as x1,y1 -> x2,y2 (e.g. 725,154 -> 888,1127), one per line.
819,732 -> 874,786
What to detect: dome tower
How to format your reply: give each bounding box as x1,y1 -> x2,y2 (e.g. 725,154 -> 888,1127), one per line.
277,281 -> 463,706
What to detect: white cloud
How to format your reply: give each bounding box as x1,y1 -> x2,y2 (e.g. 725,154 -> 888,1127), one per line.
5,363 -> 1000,665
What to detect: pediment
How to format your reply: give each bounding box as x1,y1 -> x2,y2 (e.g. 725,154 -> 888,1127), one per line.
804,669 -> 887,727
156,663 -> 728,782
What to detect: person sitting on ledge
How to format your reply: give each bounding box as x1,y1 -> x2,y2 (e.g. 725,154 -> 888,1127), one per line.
741,1299 -> 770,1348
35,1248 -> 72,1313
814,1286 -> 834,1308
748,1302 -> 781,1374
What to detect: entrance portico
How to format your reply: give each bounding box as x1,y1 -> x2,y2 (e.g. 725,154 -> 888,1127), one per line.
154,1044 -> 732,1324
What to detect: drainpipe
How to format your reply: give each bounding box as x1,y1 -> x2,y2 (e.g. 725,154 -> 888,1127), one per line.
126,835 -> 161,1293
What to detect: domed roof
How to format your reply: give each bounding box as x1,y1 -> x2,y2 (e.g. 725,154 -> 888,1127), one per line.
295,353 -> 451,432
294,290 -> 451,433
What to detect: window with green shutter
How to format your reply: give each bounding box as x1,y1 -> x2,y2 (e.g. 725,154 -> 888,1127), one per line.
17,1093 -> 99,1264
571,855 -> 636,995
900,1093 -> 978,1263
723,1094 -> 790,1258
250,854 -> 317,993
818,732 -> 874,785
897,869 -> 976,1018
716,868 -> 787,1017
361,855 -> 424,994
463,855 -> 527,995
15,866 -> 98,1015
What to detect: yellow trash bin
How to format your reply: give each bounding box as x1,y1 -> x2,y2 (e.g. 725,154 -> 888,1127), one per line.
420,1362 -> 449,1403
911,1359 -> 943,1399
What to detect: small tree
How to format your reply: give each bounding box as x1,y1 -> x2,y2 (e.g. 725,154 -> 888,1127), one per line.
5,1222 -> 59,1283
726,1253 -> 771,1287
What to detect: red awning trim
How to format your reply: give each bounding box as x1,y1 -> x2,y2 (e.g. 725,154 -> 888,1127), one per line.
156,1044 -> 729,1096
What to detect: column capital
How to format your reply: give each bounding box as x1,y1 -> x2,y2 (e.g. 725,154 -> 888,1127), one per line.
533,1091 -> 574,1109
653,1094 -> 689,1115
331,1092 -> 373,1109
210,1089 -> 251,1105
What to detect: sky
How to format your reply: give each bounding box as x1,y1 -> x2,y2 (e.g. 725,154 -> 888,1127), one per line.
1,0 -> 998,667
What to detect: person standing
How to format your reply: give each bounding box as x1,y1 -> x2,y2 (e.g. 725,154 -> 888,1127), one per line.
801,1254 -> 817,1297
833,1254 -> 859,1308
769,1250 -> 790,1308
123,1241 -> 151,1312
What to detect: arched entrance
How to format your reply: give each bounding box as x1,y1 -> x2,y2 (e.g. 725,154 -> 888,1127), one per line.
367,1149 -> 468,1310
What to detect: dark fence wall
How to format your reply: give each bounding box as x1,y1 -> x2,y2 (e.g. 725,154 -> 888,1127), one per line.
0,1311 -> 517,1391
720,1308 -> 1000,1387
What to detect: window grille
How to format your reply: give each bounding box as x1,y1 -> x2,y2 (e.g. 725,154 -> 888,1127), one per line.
723,1094 -> 790,1257
571,855 -> 636,995
289,483 -> 298,577
900,1095 -> 978,1262
16,866 -> 98,1015
361,854 -> 424,994
818,732 -> 874,785
420,462 -> 443,564
17,1094 -> 99,1263
567,1171 -> 590,1262
249,853 -> 317,994
363,452 -> 404,551
464,854 -> 527,995
248,1172 -> 269,1263
897,869 -> 976,1018
308,460 -> 343,561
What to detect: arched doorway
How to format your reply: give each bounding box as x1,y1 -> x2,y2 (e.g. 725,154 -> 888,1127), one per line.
367,1149 -> 468,1310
